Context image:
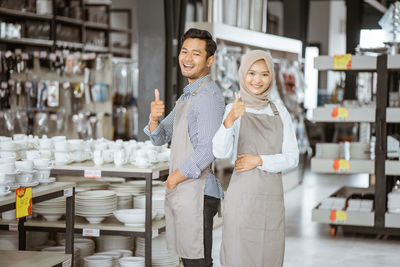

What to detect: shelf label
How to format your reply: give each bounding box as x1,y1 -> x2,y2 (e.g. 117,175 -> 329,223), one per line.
152,229 -> 159,238
331,107 -> 349,120
62,258 -> 72,267
152,171 -> 160,179
84,170 -> 102,178
64,188 -> 73,198
16,187 -> 32,219
82,228 -> 100,237
334,54 -> 352,70
9,224 -> 18,232
50,114 -> 58,121
333,159 -> 350,172
330,210 -> 347,223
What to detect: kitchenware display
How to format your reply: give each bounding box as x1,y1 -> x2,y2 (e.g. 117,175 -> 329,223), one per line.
94,251 -> 122,266
119,257 -> 145,267
117,192 -> 133,210
113,209 -> 156,227
59,238 -> 95,267
76,190 -> 117,224
95,235 -> 134,252
84,255 -> 113,267
135,233 -> 179,267
33,196 -> 65,221
34,167 -> 51,180
133,194 -> 165,220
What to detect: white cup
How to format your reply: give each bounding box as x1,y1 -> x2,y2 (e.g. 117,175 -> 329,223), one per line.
0,173 -> 9,184
39,139 -> 53,149
136,157 -> 150,167
0,136 -> 12,142
0,151 -> 17,158
0,185 -> 10,193
33,158 -> 52,169
35,169 -> 50,180
93,150 -> 104,166
39,149 -> 52,159
68,139 -> 83,151
54,152 -> 70,163
146,150 -> 158,163
54,141 -> 68,151
1,141 -> 16,151
15,160 -> 34,172
17,173 -> 33,183
103,149 -> 114,163
26,150 -> 41,160
13,134 -> 27,141
114,150 -> 126,167
0,163 -> 15,173
0,157 -> 16,164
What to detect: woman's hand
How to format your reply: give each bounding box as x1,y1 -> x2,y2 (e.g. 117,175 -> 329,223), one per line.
235,154 -> 262,172
224,93 -> 245,128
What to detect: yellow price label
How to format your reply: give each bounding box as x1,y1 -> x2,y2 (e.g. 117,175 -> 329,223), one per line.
334,54 -> 352,70
331,107 -> 349,120
16,187 -> 32,219
333,159 -> 350,172
330,210 -> 348,223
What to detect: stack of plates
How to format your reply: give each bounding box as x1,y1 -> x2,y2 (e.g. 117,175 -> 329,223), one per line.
59,238 -> 95,267
95,235 -> 134,252
117,192 -> 133,210
109,183 -> 144,196
114,209 -> 156,227
77,181 -> 109,191
42,246 -> 80,267
133,195 -> 165,220
34,197 -> 65,221
76,190 -> 117,224
388,191 -> 400,213
135,233 -> 179,267
95,251 -> 122,266
84,255 -> 113,267
119,257 -> 145,267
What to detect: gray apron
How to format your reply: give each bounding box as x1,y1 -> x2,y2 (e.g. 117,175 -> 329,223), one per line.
220,102 -> 285,267
165,77 -> 211,259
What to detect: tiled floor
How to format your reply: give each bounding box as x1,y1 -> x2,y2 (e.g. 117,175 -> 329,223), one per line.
211,169 -> 400,267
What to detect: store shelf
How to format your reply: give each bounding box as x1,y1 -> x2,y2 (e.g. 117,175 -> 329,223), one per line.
314,55 -> 377,71
85,21 -> 109,30
0,7 -> 52,20
84,44 -> 109,53
385,213 -> 400,228
56,15 -> 85,26
312,186 -> 375,227
385,160 -> 400,175
24,217 -> 165,234
0,251 -> 72,267
311,106 -> 375,122
311,158 -> 375,174
0,37 -> 53,47
186,22 -> 302,57
387,108 -> 400,123
112,47 -> 131,55
56,40 -> 84,49
51,161 -> 170,177
111,27 -> 132,34
387,55 -> 400,70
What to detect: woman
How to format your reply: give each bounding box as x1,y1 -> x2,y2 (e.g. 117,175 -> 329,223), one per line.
213,50 -> 299,267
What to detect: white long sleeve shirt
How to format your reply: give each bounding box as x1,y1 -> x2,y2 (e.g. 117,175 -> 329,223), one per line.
212,101 -> 299,173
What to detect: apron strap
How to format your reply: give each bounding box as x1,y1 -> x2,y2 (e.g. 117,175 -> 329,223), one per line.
269,101 -> 279,116
192,76 -> 212,97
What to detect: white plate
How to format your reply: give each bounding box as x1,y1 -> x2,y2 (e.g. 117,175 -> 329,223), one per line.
18,181 -> 39,187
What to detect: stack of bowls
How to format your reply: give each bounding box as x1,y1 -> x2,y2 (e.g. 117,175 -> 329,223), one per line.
76,190 -> 117,224
59,238 -> 95,267
135,233 -> 179,267
42,246 -> 80,267
38,137 -> 53,160
133,195 -> 165,220
53,137 -> 70,165
95,251 -> 122,266
33,197 -> 66,221
113,209 -> 156,227
117,192 -> 133,210
84,255 -> 113,267
33,158 -> 53,182
119,257 -> 145,267
13,134 -> 29,160
95,235 -> 134,252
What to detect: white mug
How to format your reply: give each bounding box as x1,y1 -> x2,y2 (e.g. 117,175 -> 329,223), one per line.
15,160 -> 34,172
136,157 -> 150,167
16,173 -> 33,183
93,150 -> 104,166
146,150 -> 158,163
33,158 -> 52,169
103,149 -> 114,163
0,151 -> 17,158
39,139 -> 53,149
114,150 -> 126,167
0,163 -> 15,173
26,150 -> 41,160
40,150 -> 52,159
0,157 -> 16,164
1,141 -> 16,151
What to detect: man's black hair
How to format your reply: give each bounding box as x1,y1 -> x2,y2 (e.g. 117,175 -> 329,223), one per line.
181,28 -> 217,58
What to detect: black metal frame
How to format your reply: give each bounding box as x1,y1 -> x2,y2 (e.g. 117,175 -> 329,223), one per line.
0,185 -> 75,265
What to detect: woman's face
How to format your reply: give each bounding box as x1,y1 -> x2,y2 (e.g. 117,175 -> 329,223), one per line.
244,59 -> 271,95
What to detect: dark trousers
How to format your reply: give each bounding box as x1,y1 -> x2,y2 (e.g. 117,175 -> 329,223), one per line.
181,195 -> 220,267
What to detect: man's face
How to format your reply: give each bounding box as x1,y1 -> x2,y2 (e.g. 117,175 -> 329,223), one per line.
179,38 -> 214,83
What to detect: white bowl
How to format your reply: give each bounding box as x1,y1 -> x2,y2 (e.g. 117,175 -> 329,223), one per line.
113,209 -> 156,227
15,160 -> 34,171
43,214 -> 63,222
119,256 -> 145,267
16,173 -> 33,183
84,255 -> 113,267
85,216 -> 105,224
35,169 -> 51,180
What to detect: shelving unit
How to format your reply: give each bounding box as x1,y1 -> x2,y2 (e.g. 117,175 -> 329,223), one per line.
0,250 -> 72,267
311,54 -> 400,236
50,162 -> 169,267
311,158 -> 375,174
0,182 -> 75,255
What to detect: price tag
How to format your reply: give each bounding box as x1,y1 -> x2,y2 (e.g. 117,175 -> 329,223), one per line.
50,114 -> 58,121
64,188 -> 73,198
16,187 -> 32,219
84,170 -> 102,178
334,54 -> 352,70
152,171 -> 160,179
82,228 -> 100,237
9,224 -> 18,231
62,259 -> 72,267
152,229 -> 159,238
333,159 -> 350,172
330,210 -> 347,223
331,107 -> 349,120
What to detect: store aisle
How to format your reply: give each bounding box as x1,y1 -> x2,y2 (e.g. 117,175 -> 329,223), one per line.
211,170 -> 400,267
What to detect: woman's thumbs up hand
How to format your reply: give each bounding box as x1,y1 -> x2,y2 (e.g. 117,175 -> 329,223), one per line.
224,92 -> 245,129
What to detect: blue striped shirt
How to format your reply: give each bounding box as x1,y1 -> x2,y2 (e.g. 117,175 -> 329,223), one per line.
144,74 -> 225,199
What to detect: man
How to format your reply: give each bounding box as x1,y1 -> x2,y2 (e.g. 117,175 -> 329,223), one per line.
144,28 -> 225,267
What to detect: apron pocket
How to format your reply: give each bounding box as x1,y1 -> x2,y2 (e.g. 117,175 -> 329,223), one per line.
239,193 -> 268,230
